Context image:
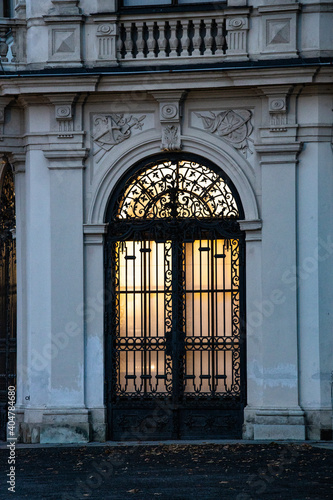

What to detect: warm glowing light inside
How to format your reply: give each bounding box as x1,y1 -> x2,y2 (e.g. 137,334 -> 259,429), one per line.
116,238 -> 239,395
118,160 -> 239,220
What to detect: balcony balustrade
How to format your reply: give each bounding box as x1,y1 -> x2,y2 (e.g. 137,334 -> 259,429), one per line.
117,13 -> 230,63
0,1 -> 309,71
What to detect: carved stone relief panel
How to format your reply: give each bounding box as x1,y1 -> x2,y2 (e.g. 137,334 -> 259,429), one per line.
92,113 -> 147,164
194,110 -> 253,157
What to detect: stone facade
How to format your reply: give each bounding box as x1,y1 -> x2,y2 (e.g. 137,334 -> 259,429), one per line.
0,0 -> 332,443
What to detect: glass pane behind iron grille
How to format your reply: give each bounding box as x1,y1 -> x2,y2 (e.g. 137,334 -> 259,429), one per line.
184,239 -> 240,397
117,160 -> 239,220
0,166 -> 17,441
116,240 -> 172,395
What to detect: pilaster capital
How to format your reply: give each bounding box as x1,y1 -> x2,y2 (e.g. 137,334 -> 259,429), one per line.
255,142 -> 303,164
44,148 -> 89,169
257,85 -> 297,137
0,97 -> 14,141
7,152 -> 26,174
47,94 -> 78,139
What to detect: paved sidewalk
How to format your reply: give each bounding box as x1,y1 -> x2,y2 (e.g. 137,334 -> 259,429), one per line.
0,441 -> 332,499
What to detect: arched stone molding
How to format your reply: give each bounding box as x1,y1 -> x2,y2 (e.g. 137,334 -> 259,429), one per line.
84,134 -> 260,442
88,135 -> 260,225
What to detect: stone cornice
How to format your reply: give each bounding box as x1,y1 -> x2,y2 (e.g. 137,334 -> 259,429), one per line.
238,219 -> 262,241
238,219 -> 262,232
149,91 -> 187,102
0,77 -> 99,96
255,142 -> 303,154
0,66 -> 327,96
43,15 -> 85,24
258,4 -> 301,14
83,223 -> 109,245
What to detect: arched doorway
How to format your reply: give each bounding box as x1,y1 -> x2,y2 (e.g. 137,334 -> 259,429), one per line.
0,163 -> 16,441
105,153 -> 245,440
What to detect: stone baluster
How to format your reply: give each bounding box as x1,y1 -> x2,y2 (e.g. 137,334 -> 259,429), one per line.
10,27 -> 17,63
215,19 -> 225,56
169,20 -> 178,58
136,21 -> 145,59
124,23 -> 134,60
182,20 -> 191,57
117,25 -> 123,60
203,19 -> 214,56
146,21 -> 156,59
0,26 -> 9,62
158,21 -> 168,59
192,20 -> 202,57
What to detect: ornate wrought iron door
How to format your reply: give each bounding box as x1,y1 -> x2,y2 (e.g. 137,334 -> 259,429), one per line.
0,165 -> 16,441
105,155 -> 245,440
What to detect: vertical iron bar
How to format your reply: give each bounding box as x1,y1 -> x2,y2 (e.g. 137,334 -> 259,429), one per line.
133,240 -> 136,391
192,240 -> 195,390
156,242 -> 159,389
223,240 -> 227,390
211,239 -> 215,393
125,243 -> 128,390
143,240 -> 147,394
199,236 -> 203,392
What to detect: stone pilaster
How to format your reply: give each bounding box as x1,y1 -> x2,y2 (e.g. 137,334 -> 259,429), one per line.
244,142 -> 306,440
83,224 -> 109,442
19,147 -> 90,444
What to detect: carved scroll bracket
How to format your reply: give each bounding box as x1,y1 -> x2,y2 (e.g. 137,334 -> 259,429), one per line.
48,94 -> 77,139
150,91 -> 187,152
258,86 -> 297,140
